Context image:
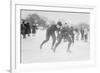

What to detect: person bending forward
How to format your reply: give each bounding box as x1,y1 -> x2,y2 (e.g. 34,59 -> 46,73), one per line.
40,21 -> 62,50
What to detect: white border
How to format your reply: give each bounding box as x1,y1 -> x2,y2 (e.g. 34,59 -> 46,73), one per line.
11,2 -> 96,73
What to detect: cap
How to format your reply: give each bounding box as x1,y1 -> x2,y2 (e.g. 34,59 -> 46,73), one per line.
57,21 -> 62,26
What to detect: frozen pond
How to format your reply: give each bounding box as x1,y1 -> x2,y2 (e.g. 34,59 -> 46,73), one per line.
21,30 -> 90,64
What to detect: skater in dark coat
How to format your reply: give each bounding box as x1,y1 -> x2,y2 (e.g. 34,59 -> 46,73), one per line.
53,26 -> 73,53
40,21 -> 62,50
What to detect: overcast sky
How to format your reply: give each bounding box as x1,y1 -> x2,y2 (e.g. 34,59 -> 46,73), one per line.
21,10 -> 90,25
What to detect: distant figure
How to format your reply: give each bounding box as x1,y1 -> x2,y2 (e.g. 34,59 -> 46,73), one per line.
84,27 -> 89,42
74,27 -> 80,40
80,27 -> 84,40
24,22 -> 31,37
40,21 -> 62,50
32,24 -> 38,35
21,20 -> 26,38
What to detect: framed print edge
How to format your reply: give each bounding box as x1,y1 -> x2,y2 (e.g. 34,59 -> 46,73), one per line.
11,1 -> 96,73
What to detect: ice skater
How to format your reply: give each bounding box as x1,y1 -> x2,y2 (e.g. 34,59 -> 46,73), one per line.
40,21 -> 62,50
53,25 -> 73,53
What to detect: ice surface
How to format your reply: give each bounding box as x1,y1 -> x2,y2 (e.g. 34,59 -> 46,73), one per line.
21,30 -> 90,64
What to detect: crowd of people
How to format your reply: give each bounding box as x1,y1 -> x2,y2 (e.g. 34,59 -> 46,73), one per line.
21,19 -> 89,53
21,20 -> 38,38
